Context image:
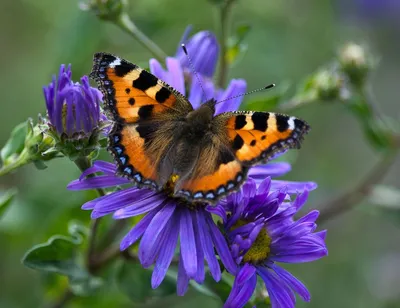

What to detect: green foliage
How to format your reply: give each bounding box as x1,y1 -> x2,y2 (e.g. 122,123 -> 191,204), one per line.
0,188 -> 17,218
21,221 -> 101,296
116,261 -> 176,303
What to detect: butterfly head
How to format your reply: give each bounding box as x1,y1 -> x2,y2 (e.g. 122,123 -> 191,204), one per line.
185,99 -> 217,136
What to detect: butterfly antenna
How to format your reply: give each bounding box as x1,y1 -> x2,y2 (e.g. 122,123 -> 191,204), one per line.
215,83 -> 276,105
181,44 -> 208,102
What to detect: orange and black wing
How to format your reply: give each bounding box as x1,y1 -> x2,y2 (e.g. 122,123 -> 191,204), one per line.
174,112 -> 309,203
90,52 -> 192,189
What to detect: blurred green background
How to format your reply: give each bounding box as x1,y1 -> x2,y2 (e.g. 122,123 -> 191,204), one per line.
1,0 -> 400,307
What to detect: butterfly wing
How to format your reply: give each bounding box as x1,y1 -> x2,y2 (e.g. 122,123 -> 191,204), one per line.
174,111 -> 310,203
90,52 -> 193,189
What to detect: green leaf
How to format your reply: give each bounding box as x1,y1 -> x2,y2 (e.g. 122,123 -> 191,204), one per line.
0,188 -> 17,218
116,261 -> 176,303
22,233 -> 85,278
1,121 -> 28,164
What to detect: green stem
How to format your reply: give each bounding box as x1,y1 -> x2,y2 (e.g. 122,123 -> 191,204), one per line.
115,13 -> 167,62
0,150 -> 30,177
217,0 -> 235,88
73,157 -> 106,271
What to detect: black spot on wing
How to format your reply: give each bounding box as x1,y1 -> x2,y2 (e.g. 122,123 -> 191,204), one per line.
125,88 -> 131,94
114,62 -> 136,77
232,134 -> 244,151
133,70 -> 158,91
138,105 -> 154,120
250,140 -> 256,146
155,87 -> 171,103
234,115 -> 247,129
128,98 -> 135,106
252,112 -> 269,132
276,114 -> 290,132
217,147 -> 235,165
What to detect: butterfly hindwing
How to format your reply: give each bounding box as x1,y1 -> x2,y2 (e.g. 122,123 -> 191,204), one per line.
174,135 -> 247,202
174,111 -> 309,203
90,52 -> 192,189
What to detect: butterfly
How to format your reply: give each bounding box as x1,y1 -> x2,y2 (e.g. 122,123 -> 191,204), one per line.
90,52 -> 310,204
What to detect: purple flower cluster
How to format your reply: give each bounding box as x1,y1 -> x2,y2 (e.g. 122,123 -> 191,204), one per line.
67,28 -> 327,307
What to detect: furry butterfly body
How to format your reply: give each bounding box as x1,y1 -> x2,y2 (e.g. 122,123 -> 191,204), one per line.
90,52 -> 310,203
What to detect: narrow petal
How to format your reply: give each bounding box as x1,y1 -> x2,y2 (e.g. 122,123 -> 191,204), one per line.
206,215 -> 237,274
236,263 -> 256,286
67,176 -> 129,190
224,269 -> 257,308
271,180 -> 317,193
179,209 -> 198,278
257,267 -> 296,308
271,264 -> 311,302
215,79 -> 247,115
249,162 -> 292,178
151,215 -> 180,288
192,211 -> 205,283
165,57 -> 185,95
120,209 -> 158,250
139,202 -> 176,265
177,253 -> 190,296
112,192 -> 165,218
196,210 -> 221,281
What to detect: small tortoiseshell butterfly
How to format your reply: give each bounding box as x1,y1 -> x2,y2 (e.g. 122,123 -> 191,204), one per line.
90,52 -> 310,204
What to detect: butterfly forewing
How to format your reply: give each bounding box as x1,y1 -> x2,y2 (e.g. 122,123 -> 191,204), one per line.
90,52 -> 192,189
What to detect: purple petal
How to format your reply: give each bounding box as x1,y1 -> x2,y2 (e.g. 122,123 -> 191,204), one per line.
192,211 -> 205,283
257,266 -> 296,308
271,264 -> 311,302
270,180 -> 318,193
270,248 -> 328,263
177,253 -> 189,296
236,263 -> 256,286
206,204 -> 227,222
195,210 -> 221,281
112,192 -> 165,218
179,209 -> 198,278
215,79 -> 247,115
315,230 -> 327,240
249,162 -> 292,178
149,59 -> 167,81
151,214 -> 180,288
139,202 -> 176,265
166,57 -> 185,94
120,209 -> 158,250
67,176 -> 129,190
206,215 -> 237,274
224,269 -> 257,308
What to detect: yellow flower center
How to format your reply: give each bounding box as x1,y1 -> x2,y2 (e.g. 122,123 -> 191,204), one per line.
163,174 -> 202,210
232,219 -> 272,264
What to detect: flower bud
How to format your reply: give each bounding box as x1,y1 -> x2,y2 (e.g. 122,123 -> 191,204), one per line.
338,43 -> 373,88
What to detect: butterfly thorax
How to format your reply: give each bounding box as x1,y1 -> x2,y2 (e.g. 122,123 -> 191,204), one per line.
184,99 -> 216,139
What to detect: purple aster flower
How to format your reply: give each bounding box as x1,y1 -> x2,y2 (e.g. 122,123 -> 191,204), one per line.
68,160 -> 237,294
220,177 -> 328,308
43,64 -> 105,137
